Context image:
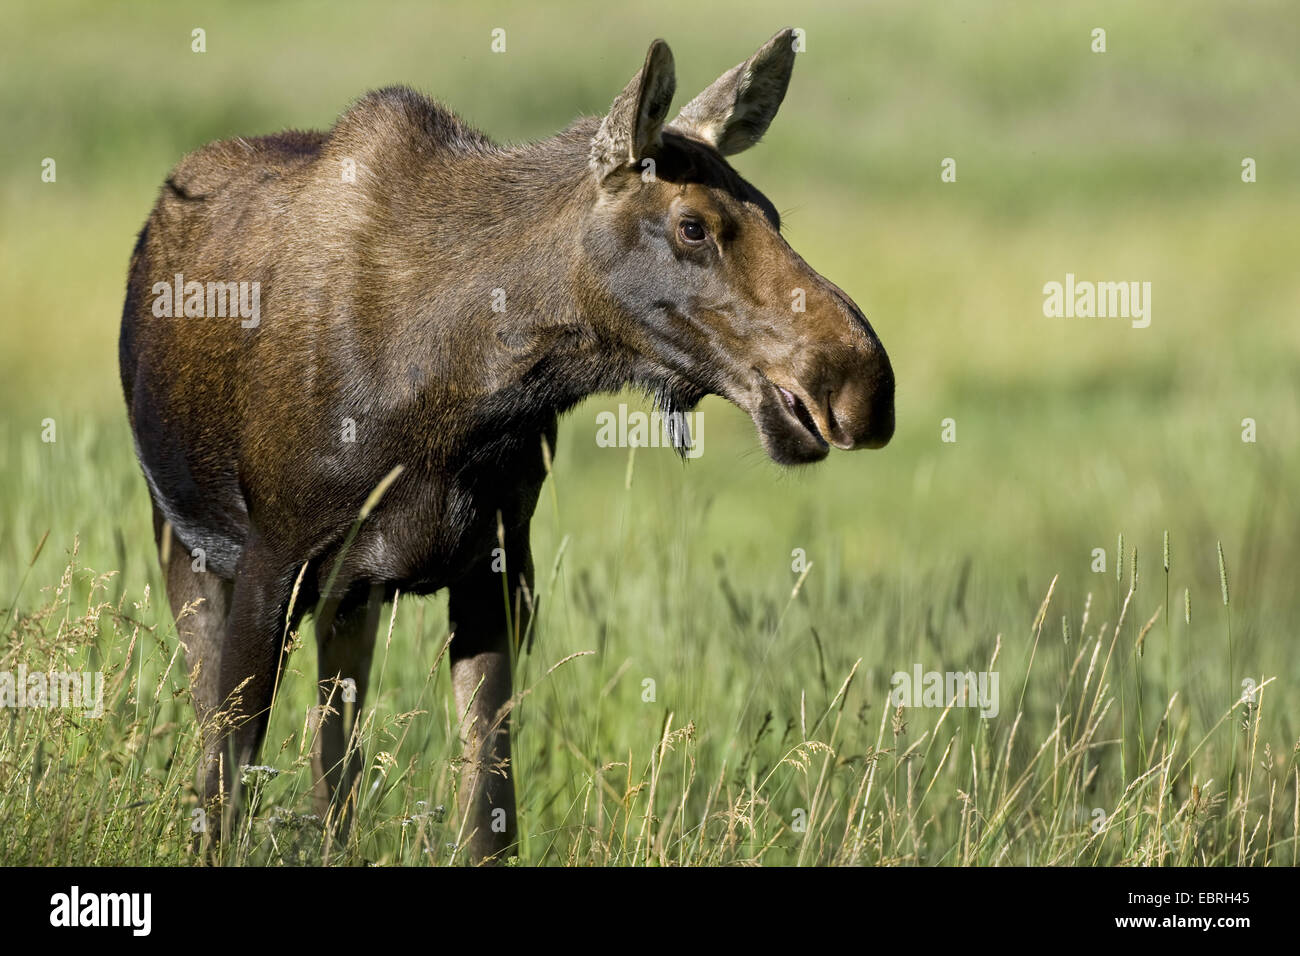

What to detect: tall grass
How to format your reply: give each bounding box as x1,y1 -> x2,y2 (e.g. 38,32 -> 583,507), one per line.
1,497 -> 1293,864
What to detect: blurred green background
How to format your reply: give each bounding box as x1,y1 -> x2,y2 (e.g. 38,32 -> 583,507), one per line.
1,0 -> 1297,864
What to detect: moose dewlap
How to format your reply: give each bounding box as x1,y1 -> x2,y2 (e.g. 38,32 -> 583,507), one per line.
118,28 -> 894,862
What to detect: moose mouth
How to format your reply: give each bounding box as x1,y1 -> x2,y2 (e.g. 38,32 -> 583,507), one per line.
751,376 -> 830,465
777,385 -> 826,444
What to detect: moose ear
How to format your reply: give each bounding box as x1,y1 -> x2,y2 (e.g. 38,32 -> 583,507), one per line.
590,39 -> 677,180
671,28 -> 796,156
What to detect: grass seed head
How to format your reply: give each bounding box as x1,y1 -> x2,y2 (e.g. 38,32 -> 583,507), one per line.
1217,541 -> 1229,606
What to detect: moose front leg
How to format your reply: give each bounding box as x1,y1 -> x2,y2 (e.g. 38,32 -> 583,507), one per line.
447,534 -> 534,863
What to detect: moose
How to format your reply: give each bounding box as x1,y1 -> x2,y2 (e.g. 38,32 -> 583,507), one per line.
118,28 -> 894,863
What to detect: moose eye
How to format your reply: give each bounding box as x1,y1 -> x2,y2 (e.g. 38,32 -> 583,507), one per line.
678,220 -> 707,244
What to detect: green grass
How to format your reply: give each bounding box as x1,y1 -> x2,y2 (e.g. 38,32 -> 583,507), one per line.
1,0 -> 1298,865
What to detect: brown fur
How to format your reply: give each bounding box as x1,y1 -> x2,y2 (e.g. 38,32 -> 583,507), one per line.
119,30 -> 893,863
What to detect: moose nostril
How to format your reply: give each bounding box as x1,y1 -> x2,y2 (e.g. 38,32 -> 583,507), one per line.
824,392 -> 838,433
827,378 -> 894,450
824,390 -> 858,450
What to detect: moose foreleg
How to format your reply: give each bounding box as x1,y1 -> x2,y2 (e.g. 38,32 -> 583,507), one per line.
447,535 -> 534,863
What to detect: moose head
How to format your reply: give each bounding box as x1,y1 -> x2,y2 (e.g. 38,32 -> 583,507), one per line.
580,29 -> 894,464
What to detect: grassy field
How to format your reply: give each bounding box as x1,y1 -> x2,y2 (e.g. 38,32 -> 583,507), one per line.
1,0 -> 1298,865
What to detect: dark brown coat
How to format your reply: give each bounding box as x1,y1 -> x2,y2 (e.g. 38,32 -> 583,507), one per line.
119,29 -> 893,862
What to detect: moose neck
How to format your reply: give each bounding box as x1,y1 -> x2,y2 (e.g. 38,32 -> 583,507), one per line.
389,120 -> 651,432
